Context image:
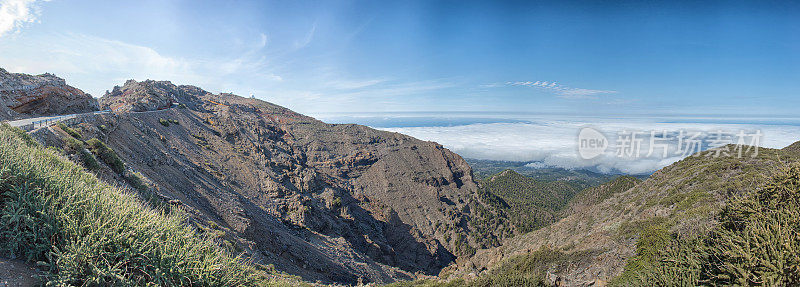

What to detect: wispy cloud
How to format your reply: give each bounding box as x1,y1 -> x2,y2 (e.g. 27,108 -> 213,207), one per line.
258,33 -> 268,48
330,79 -> 454,99
0,0 -> 46,38
325,78 -> 387,90
507,81 -> 617,99
294,22 -> 317,49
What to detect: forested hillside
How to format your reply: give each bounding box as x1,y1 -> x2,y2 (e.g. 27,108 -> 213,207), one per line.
477,169 -> 601,233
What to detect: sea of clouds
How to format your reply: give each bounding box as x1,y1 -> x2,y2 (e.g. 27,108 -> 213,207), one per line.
317,114 -> 800,174
332,115 -> 800,174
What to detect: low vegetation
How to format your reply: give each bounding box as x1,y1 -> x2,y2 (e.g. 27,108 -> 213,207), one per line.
63,136 -> 100,171
566,175 -> 641,210
389,246 -> 595,287
159,118 -> 180,127
0,124 -> 279,286
611,162 -> 800,286
57,122 -> 82,139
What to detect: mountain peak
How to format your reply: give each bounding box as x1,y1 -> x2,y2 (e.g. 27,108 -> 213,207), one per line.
101,79 -> 208,112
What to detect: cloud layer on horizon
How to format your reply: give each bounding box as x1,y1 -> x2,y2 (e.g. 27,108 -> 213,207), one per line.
378,119 -> 800,174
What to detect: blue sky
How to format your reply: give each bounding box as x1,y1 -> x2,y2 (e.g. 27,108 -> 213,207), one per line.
1,0 -> 799,117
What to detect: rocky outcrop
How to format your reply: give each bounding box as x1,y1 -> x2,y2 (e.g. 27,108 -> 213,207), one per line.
99,80 -> 207,112
65,80 -> 500,284
0,68 -> 99,120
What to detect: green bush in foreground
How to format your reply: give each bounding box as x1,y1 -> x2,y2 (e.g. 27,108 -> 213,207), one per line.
0,124 -> 269,286
611,163 -> 800,286
704,163 -> 800,286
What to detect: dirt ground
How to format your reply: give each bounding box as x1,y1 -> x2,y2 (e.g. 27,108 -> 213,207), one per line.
0,258 -> 43,287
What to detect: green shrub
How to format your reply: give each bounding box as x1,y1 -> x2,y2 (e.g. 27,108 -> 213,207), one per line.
63,137 -> 100,171
85,138 -> 125,174
77,147 -> 100,171
468,247 -> 569,287
159,118 -> 170,127
125,171 -> 148,191
57,122 -> 81,139
611,163 -> 800,286
0,124 -> 268,286
704,163 -> 800,286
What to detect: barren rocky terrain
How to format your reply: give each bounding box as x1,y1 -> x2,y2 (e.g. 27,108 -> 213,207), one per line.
0,258 -> 43,287
0,68 -> 99,120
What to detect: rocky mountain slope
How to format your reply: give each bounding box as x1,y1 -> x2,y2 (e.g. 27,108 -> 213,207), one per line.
0,68 -> 99,120
20,79 -> 504,284
452,143 -> 800,285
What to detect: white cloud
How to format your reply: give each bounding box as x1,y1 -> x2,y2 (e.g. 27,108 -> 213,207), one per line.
508,81 -> 617,99
325,78 -> 387,90
378,118 -> 800,174
258,33 -> 268,48
294,22 -> 316,49
0,0 -> 45,38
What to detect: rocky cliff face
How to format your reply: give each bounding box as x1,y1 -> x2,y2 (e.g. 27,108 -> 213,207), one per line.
0,68 -> 99,120
74,80 -> 501,284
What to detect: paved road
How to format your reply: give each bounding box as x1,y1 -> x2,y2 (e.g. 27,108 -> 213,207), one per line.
4,110 -> 111,131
